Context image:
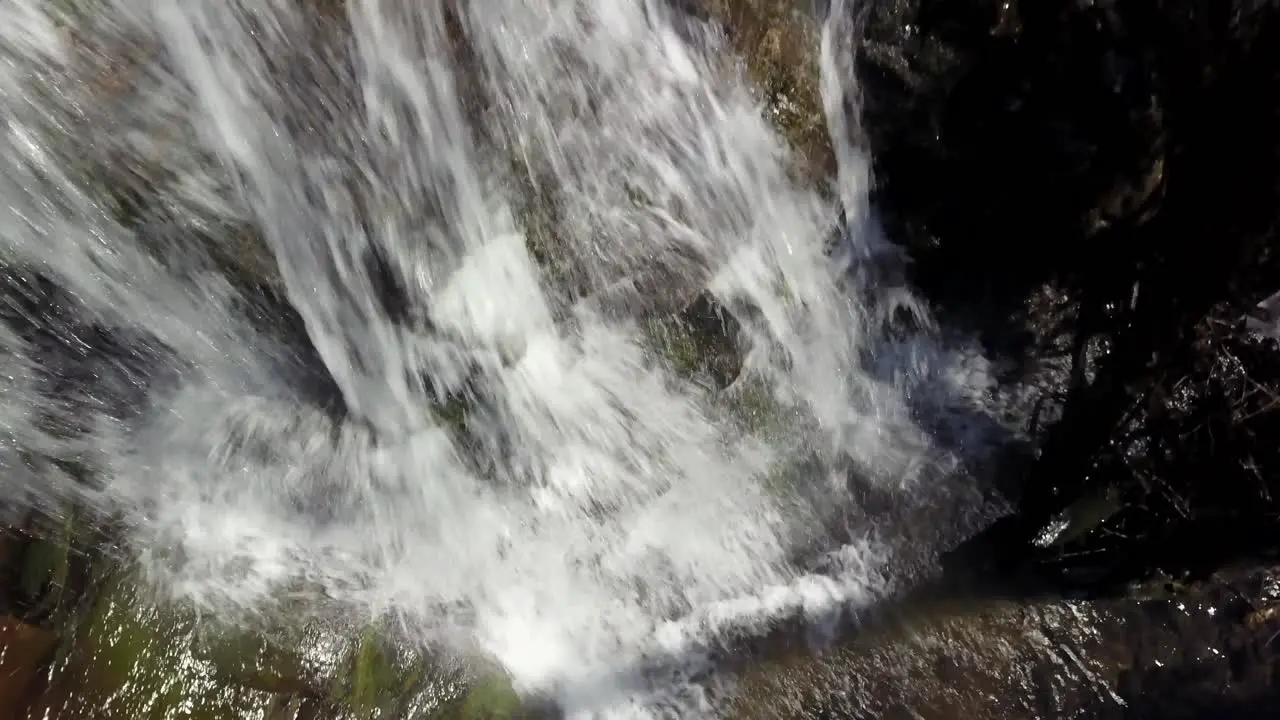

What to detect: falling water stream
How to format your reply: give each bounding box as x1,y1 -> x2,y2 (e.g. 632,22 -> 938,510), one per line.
0,0 -> 1021,716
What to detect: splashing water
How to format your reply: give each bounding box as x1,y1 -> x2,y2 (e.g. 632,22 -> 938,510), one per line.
0,0 -> 1005,715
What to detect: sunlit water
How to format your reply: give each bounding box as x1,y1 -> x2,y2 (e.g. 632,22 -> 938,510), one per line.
0,0 -> 1014,716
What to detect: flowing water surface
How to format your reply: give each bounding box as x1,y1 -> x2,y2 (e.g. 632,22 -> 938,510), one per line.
0,0 -> 1012,716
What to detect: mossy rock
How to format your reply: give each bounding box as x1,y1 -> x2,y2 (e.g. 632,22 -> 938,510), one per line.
646,292 -> 746,390
18,572 -> 498,720
426,672 -> 524,720
703,0 -> 833,179
455,674 -> 522,720
334,624 -> 425,716
28,573 -> 285,720
197,624 -> 320,697
15,513 -> 76,616
3,509 -> 99,628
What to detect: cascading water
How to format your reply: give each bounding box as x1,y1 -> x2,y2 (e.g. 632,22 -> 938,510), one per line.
0,0 -> 1009,716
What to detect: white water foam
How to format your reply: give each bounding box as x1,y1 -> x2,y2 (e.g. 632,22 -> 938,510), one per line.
0,0 -> 1006,715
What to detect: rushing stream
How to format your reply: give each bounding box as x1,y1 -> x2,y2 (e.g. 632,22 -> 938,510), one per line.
0,0 -> 1036,717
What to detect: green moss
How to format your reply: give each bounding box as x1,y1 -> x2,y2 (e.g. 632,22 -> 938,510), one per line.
21,568 -> 492,720
348,624 -> 390,713
510,164 -> 576,295
732,382 -> 773,429
424,671 -> 522,720
457,673 -> 521,720
435,393 -> 471,430
645,316 -> 706,376
197,624 -> 317,697
327,622 -> 440,719
16,509 -> 80,622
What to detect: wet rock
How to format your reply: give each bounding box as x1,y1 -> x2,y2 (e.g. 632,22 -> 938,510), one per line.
1031,483 -> 1124,549
28,574 -> 325,720
0,529 -> 26,611
199,628 -> 321,698
0,616 -> 58,720
647,290 -> 747,390
1244,290 -> 1280,341
701,0 -> 834,179
0,511 -> 106,634
0,268 -> 178,443
722,564 -> 1280,719
232,278 -> 352,421
727,598 -> 1125,719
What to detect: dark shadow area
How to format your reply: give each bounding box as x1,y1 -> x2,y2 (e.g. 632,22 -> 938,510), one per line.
1100,665 -> 1280,720
848,0 -> 1280,600
1082,570 -> 1280,720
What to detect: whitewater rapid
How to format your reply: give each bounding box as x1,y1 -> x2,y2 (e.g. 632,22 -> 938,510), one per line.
0,0 -> 1006,715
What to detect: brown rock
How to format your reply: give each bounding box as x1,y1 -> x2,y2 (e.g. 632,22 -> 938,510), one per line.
0,616 -> 59,720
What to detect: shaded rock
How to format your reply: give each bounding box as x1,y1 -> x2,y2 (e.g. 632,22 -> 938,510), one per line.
845,0 -> 1280,597
852,0 -> 1167,307
846,0 -> 1280,344
0,615 -> 59,720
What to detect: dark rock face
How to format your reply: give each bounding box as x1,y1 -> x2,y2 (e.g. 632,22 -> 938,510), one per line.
855,0 -> 1166,306
0,269 -> 174,445
846,0 -> 1280,597
852,0 -> 1277,319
